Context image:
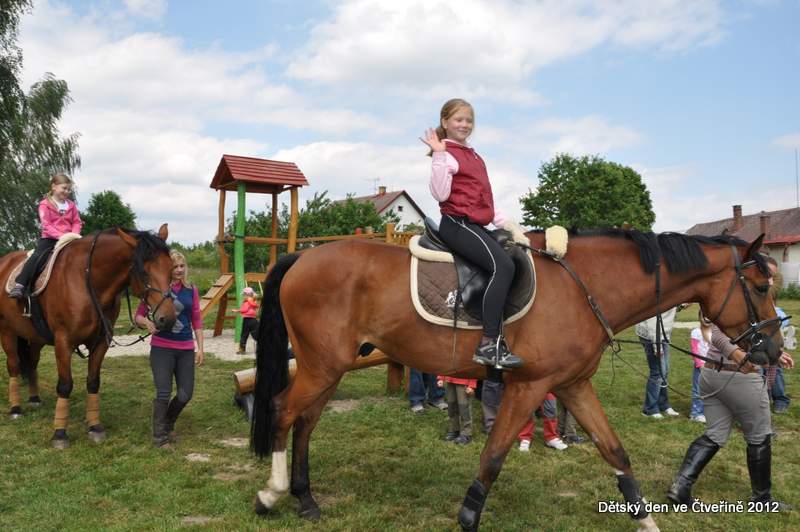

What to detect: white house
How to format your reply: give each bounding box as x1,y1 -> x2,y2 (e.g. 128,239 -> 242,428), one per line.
347,186 -> 427,230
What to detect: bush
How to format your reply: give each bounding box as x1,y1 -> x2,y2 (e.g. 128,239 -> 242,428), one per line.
779,283 -> 800,300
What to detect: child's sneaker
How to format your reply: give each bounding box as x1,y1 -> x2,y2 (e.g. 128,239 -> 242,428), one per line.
518,439 -> 531,452
545,437 -> 568,451
410,403 -> 424,414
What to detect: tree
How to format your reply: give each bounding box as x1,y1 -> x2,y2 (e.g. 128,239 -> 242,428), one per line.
226,191 -> 400,272
0,1 -> 81,253
520,154 -> 655,230
81,190 -> 137,234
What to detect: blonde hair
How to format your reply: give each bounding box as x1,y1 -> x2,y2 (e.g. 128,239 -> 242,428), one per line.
169,250 -> 189,283
428,98 -> 474,156
47,173 -> 73,200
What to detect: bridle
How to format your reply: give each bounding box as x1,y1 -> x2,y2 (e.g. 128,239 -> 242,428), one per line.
706,244 -> 784,352
85,231 -> 172,350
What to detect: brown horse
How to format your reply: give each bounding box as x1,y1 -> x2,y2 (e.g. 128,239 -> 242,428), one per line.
250,230 -> 778,530
0,225 -> 176,448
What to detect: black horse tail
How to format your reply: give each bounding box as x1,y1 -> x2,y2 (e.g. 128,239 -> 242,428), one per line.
251,252 -> 301,458
17,337 -> 33,382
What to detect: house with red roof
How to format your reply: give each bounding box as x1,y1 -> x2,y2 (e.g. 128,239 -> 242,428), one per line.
687,204 -> 800,285
344,186 -> 427,230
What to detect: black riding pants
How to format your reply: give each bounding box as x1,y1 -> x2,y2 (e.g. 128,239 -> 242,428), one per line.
438,214 -> 515,337
240,317 -> 259,348
15,238 -> 57,287
150,346 -> 195,403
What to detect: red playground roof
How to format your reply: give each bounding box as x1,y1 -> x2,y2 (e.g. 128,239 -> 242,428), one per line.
210,154 -> 309,194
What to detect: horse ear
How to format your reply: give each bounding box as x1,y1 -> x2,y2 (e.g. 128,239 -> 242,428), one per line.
116,228 -> 138,248
744,233 -> 765,261
157,223 -> 169,241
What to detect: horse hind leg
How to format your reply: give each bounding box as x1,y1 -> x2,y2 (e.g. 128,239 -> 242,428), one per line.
291,379 -> 341,521
557,379 -> 659,532
254,369 -> 344,516
27,343 -> 44,408
1,333 -> 24,418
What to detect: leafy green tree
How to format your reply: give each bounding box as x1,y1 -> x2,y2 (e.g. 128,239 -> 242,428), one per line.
0,1 -> 80,253
81,190 -> 137,234
520,153 -> 655,230
225,190 -> 399,272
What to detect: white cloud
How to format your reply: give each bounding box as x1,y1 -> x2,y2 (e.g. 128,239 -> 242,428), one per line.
287,0 -> 726,98
536,115 -> 642,155
123,0 -> 167,21
775,133 -> 800,149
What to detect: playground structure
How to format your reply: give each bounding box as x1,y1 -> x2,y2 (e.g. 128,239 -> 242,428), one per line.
203,154 -> 414,392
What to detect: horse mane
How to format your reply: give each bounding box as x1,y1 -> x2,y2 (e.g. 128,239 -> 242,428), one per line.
569,228 -> 768,276
101,228 -> 170,280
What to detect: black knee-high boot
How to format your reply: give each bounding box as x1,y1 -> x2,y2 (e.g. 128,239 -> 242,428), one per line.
747,436 -> 791,510
164,398 -> 188,443
666,435 -> 719,504
152,399 -> 170,447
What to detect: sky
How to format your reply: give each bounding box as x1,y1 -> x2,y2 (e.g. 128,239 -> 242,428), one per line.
17,0 -> 800,245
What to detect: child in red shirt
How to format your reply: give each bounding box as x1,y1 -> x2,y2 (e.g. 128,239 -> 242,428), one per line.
438,375 -> 478,444
232,286 -> 259,354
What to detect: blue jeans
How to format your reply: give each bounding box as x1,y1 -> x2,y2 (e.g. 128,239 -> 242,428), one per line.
409,369 -> 444,406
690,366 -> 704,417
641,338 -> 670,415
771,367 -> 790,410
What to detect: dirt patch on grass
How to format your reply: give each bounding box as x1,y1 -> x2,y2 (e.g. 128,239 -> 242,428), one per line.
327,399 -> 360,413
185,453 -> 211,462
181,516 -> 220,525
218,437 -> 248,448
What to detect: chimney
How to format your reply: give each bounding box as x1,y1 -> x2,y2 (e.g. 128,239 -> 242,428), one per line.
732,205 -> 743,231
378,186 -> 387,196
760,213 -> 771,240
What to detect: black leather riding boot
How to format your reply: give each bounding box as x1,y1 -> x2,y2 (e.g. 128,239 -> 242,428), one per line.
164,397 -> 188,443
747,436 -> 791,509
666,434 -> 719,505
152,399 -> 170,447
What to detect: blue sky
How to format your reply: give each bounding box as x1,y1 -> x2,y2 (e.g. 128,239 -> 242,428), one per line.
18,0 -> 800,244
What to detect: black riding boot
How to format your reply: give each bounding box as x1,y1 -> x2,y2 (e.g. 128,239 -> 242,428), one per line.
152,399 -> 170,447
164,397 -> 188,443
747,436 -> 791,510
666,434 -> 719,505
473,335 -> 523,369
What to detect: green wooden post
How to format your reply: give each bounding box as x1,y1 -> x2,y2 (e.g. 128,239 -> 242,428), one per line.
234,182 -> 246,343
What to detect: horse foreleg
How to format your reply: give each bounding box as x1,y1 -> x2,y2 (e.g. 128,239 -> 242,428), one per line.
459,380 -> 548,531
557,379 -> 659,532
255,369 -> 344,516
291,379 -> 342,521
1,333 -> 23,418
27,343 -> 44,408
51,334 -> 74,449
85,339 -> 109,443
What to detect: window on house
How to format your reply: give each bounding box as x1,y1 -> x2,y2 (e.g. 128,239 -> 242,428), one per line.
397,205 -> 403,212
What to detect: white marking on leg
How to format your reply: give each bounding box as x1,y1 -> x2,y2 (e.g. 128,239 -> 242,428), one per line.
257,451 -> 290,510
636,514 -> 659,531
268,450 -> 289,493
613,469 -> 624,476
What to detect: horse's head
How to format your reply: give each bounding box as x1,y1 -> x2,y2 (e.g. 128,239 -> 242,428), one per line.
117,224 -> 177,332
701,234 -> 782,365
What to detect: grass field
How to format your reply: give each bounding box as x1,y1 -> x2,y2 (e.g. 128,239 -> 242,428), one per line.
1,306 -> 798,531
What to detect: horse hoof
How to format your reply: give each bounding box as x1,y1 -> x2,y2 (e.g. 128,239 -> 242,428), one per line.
298,505 -> 321,521
9,406 -> 22,419
253,495 -> 273,517
87,427 -> 107,444
51,437 -> 70,450
28,396 -> 42,409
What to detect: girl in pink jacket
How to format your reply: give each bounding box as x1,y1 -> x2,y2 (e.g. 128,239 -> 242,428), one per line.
10,173 -> 83,299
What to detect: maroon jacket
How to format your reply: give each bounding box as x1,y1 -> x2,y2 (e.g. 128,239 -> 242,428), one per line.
438,142 -> 495,226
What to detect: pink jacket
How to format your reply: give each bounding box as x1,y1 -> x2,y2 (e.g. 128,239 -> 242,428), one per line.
38,197 -> 82,239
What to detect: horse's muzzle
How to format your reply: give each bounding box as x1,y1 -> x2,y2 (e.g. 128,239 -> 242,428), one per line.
154,315 -> 176,332
748,332 -> 781,366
